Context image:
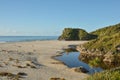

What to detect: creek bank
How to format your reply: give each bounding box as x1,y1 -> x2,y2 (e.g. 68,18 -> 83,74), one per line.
54,45 -> 103,74
76,45 -> 120,69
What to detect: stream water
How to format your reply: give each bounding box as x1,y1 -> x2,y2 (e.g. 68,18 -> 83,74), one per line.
55,52 -> 103,74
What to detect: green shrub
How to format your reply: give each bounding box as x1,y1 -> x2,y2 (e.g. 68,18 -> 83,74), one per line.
89,57 -> 102,67
86,69 -> 120,80
83,23 -> 120,54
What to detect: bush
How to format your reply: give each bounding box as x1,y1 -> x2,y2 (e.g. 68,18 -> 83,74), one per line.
83,23 -> 120,54
89,57 -> 101,67
86,69 -> 120,80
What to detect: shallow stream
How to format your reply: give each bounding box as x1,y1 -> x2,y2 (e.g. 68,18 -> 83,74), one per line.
55,52 -> 103,74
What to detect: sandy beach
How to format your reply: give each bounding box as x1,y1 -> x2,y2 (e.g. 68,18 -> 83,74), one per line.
0,40 -> 88,80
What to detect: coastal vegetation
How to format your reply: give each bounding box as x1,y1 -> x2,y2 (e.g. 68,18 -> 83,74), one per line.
59,23 -> 120,65
59,23 -> 120,54
81,23 -> 120,63
78,23 -> 120,80
58,28 -> 97,40
88,57 -> 101,67
84,23 -> 120,53
86,68 -> 120,80
58,23 -> 120,80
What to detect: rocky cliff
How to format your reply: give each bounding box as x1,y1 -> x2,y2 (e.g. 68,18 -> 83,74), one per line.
58,28 -> 96,40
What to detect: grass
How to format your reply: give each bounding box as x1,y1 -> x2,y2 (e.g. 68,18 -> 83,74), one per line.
88,57 -> 102,67
83,23 -> 120,54
86,69 -> 120,80
83,23 -> 120,80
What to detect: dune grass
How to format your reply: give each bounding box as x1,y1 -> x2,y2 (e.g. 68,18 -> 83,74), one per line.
86,69 -> 120,80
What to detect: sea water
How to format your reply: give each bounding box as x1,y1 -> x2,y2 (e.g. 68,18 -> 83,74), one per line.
0,36 -> 58,42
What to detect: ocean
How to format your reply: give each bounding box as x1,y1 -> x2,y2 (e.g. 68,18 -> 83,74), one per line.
0,36 -> 58,42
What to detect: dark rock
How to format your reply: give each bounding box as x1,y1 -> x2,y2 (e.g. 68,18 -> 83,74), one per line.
116,45 -> 120,51
50,78 -> 65,80
74,66 -> 89,73
103,52 -> 114,63
17,72 -> 27,76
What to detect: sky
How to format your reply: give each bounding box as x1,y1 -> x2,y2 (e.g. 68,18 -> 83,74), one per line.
0,0 -> 120,36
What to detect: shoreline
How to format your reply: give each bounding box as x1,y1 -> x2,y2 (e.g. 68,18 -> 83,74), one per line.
0,40 -> 88,80
0,40 -> 58,43
0,36 -> 58,43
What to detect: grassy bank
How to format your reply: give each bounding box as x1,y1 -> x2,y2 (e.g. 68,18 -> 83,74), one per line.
86,68 -> 120,80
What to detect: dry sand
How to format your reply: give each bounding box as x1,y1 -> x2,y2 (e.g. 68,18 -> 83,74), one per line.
0,40 -> 89,80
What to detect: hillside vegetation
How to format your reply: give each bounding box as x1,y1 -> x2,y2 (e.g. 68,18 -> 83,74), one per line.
58,28 -> 96,40
91,23 -> 120,37
82,23 -> 120,80
83,23 -> 120,54
86,68 -> 120,80
84,24 -> 120,53
59,23 -> 120,54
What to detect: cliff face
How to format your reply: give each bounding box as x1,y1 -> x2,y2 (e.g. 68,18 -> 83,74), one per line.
58,28 -> 96,40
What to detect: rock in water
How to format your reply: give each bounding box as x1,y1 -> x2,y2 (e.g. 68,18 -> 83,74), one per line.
74,66 -> 89,73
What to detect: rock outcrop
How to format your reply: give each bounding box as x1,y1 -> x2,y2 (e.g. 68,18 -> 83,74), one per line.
58,28 -> 97,40
74,66 -> 89,73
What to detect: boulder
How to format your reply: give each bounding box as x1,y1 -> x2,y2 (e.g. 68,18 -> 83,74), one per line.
116,45 -> 120,51
74,66 -> 89,73
103,52 -> 114,63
